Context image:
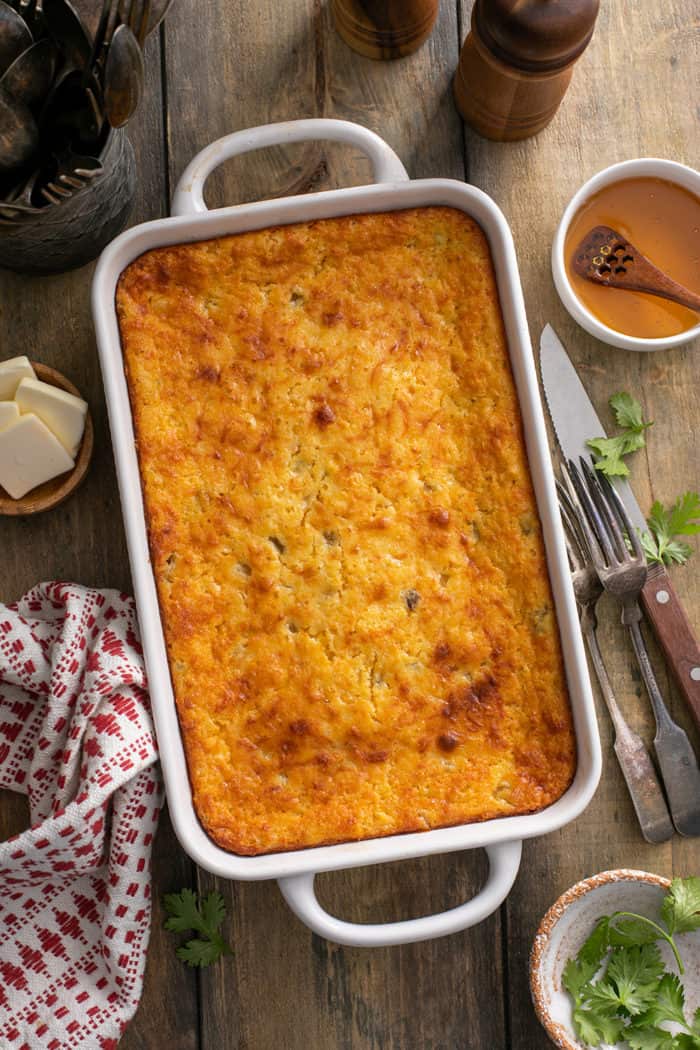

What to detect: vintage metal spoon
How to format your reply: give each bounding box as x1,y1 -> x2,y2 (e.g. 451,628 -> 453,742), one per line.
103,22 -> 143,127
0,0 -> 32,76
572,224 -> 700,313
42,0 -> 92,68
0,37 -> 57,108
40,66 -> 103,149
0,84 -> 37,171
40,148 -> 103,204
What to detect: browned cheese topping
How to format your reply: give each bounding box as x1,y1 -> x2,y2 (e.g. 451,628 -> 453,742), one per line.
116,206 -> 576,855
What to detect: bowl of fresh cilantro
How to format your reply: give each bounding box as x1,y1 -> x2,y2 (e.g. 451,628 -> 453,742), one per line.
530,870 -> 700,1050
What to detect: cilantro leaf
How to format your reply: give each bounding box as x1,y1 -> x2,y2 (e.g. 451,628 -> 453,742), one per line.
163,888 -> 202,933
176,937 -> 228,968
587,392 -> 652,477
572,1005 -> 624,1047
587,436 -> 634,477
603,944 -> 664,1016
674,1036 -> 700,1050
609,913 -> 662,949
572,1006 -> 604,1047
200,889 -> 227,932
563,956 -> 595,1004
640,529 -> 693,567
595,1013 -> 626,1045
587,978 -> 626,1016
163,888 -> 232,968
580,916 -> 611,966
661,877 -> 700,936
610,391 -> 653,434
692,1006 -> 700,1036
626,1027 -> 678,1050
563,917 -> 610,1003
666,492 -> 700,537
634,973 -> 687,1028
643,495 -> 700,567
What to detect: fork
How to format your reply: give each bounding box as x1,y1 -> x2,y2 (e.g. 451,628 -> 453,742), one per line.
564,458 -> 700,837
558,482 -> 673,843
39,153 -> 104,205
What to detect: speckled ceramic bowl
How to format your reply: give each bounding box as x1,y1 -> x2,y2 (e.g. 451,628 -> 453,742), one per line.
530,869 -> 700,1050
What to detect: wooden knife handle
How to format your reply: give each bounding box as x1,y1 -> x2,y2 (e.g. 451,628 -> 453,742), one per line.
641,564 -> 700,732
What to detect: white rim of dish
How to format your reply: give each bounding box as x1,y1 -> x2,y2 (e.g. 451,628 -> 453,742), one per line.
552,157 -> 700,352
529,868 -> 671,1050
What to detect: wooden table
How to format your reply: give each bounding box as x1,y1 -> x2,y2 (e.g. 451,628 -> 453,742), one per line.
1,2 -> 698,1047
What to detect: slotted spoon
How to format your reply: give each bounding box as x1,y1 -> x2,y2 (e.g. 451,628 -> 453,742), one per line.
572,224 -> 700,313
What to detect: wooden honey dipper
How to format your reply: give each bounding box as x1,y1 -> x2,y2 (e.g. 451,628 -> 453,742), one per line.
572,224 -> 700,312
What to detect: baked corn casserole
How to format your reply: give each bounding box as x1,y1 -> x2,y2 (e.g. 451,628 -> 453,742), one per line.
116,206 -> 576,855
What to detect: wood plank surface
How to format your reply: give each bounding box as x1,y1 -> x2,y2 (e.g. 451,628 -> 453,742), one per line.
0,23 -> 199,1050
456,0 -> 700,1045
0,0 -> 698,1048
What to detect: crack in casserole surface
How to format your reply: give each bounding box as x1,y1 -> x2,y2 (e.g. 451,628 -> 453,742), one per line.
116,206 -> 576,855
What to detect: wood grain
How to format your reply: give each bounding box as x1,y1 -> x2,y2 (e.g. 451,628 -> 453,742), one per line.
457,0 -> 700,1044
454,24 -> 575,141
331,0 -> 439,60
0,20 -> 199,1050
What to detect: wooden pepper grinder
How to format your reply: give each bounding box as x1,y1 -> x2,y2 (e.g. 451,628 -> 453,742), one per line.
332,0 -> 439,60
454,0 -> 599,141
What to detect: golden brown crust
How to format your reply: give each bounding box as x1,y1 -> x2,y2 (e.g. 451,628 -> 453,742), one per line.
116,206 -> 576,856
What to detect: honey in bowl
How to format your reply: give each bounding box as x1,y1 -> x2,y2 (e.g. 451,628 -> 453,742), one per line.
564,176 -> 700,338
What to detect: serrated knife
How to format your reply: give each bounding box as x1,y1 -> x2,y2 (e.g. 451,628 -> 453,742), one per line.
540,323 -> 700,732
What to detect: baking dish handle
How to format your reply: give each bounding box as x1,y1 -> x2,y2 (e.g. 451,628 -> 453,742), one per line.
277,839 -> 522,948
171,118 -> 409,216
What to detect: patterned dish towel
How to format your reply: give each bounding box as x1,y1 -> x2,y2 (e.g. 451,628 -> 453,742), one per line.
0,583 -> 162,1050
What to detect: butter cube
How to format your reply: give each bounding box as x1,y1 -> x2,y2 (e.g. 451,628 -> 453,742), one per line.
0,401 -> 19,432
0,413 -> 74,499
15,377 -> 87,458
0,356 -> 36,400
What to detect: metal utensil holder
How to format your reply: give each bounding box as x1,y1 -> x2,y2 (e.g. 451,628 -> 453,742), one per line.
0,122 -> 135,275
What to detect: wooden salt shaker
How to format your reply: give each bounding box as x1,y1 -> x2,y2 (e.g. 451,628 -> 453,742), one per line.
332,0 -> 439,60
454,0 -> 599,141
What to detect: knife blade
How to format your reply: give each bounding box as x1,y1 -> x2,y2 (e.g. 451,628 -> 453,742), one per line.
540,324 -> 647,534
540,323 -> 700,732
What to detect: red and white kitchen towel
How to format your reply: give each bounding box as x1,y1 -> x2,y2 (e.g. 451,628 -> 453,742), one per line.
0,582 -> 162,1049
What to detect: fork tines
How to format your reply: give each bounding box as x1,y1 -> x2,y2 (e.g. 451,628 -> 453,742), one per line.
560,458 -> 646,578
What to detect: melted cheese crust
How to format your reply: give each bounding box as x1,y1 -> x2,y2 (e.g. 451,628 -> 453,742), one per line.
117,206 -> 576,855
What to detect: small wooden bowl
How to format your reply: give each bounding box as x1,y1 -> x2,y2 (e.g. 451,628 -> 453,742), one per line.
0,363 -> 94,516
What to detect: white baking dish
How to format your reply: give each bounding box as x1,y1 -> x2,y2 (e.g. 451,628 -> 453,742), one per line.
92,119 -> 601,948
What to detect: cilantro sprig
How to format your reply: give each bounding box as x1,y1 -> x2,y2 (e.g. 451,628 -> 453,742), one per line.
585,390 -> 698,567
587,392 -> 653,478
641,493 -> 700,567
163,888 -> 232,967
562,877 -> 700,1049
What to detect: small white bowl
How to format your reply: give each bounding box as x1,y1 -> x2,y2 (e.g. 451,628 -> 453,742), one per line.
530,869 -> 700,1050
552,158 -> 700,352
